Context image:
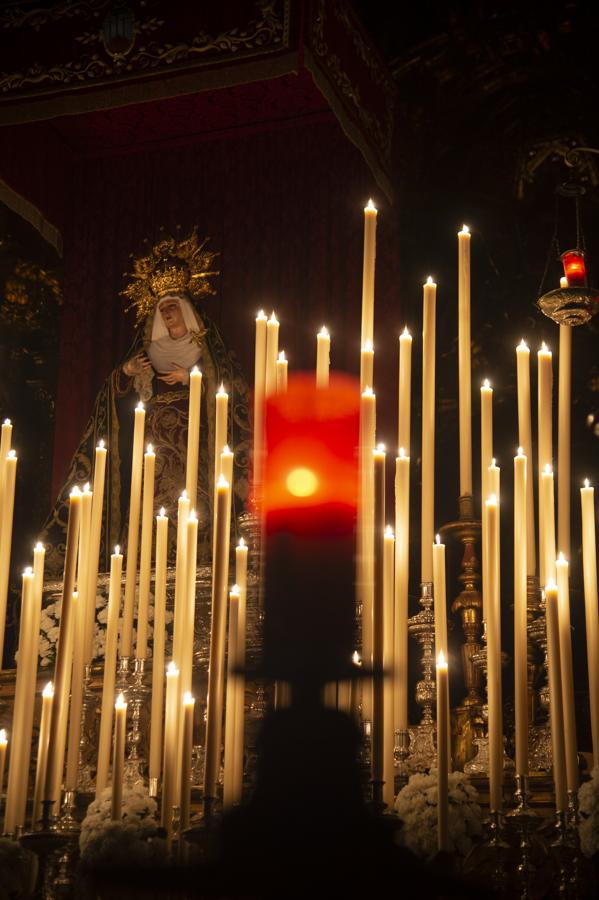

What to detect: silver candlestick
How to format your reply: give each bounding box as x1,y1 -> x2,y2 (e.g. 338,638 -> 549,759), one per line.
407,583 -> 437,772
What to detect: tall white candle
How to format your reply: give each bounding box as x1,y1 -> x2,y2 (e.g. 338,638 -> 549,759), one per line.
436,651 -> 449,852
265,312 -> 280,399
186,366 -> 203,507
171,491 -> 190,666
180,509 -> 198,697
316,326 -> 330,388
480,379 -> 493,503
44,487 -> 81,814
371,446 -> 386,792
557,326 -> 572,558
224,586 -> 241,810
360,341 -> 374,394
111,694 -> 127,821
179,692 -> 195,831
485,495 -> 503,812
516,340 -> 536,576
0,731 -> 7,803
555,554 -> 578,793
214,384 -> 229,482
253,310 -> 268,492
540,466 -> 557,588
233,541 -> 248,803
122,401 -> 146,659
85,440 -> 107,665
32,683 -> 53,827
136,444 -> 156,659
421,277 -> 436,584
514,449 -> 528,777
537,344 -> 553,586
204,475 -> 232,812
361,200 -> 377,348
359,387 -> 376,720
432,536 -> 448,661
161,662 -> 179,836
276,351 -> 288,394
544,582 -> 567,812
149,511 -> 168,788
581,481 -> 599,766
394,449 -> 410,734
458,225 -> 472,497
383,526 -> 395,809
398,328 -> 412,457
4,567 -> 35,833
0,450 -> 17,666
95,547 -> 123,797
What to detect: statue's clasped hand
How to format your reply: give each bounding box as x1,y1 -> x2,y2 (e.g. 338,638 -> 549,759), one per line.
123,351 -> 153,377
157,363 -> 190,386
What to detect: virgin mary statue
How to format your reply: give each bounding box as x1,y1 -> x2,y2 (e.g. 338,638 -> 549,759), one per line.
41,229 -> 250,576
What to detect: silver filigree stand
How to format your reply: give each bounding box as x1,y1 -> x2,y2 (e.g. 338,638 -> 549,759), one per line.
506,774 -> 539,899
75,664 -> 96,792
407,583 -> 437,772
124,657 -> 148,787
528,588 -> 553,773
393,729 -> 411,780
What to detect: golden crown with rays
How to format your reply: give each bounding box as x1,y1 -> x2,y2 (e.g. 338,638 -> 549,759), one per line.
121,227 -> 219,326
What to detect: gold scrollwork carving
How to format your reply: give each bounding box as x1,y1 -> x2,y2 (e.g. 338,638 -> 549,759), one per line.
311,0 -> 393,169
0,0 -> 289,96
1,261 -> 63,329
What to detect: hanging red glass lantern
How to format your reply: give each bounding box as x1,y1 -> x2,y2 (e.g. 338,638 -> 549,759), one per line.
560,249 -> 588,287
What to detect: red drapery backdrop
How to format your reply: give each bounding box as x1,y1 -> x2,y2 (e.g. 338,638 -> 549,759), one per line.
51,112 -> 399,496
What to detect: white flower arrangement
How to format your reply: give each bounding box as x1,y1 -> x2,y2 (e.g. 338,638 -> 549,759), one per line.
579,767 -> 599,858
35,590 -> 174,668
79,786 -> 162,857
394,769 -> 483,860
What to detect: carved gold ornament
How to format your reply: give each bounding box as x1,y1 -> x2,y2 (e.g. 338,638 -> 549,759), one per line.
1,261 -> 62,329
121,228 -> 219,326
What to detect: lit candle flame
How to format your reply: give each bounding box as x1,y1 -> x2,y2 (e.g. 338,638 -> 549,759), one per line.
460,224 -> 470,235
3,419 -> 10,426
137,401 -> 145,411
518,339 -> 528,350
385,525 -> 394,538
399,447 -> 406,459
35,541 -> 44,551
544,464 -> 552,475
115,693 -> 126,708
491,457 -> 496,467
488,494 -> 497,505
353,651 -> 361,666
401,326 -> 411,338
183,692 -> 195,705
517,447 -> 525,457
584,478 -> 590,489
546,579 -> 557,591
557,552 -> 567,563
231,584 -> 241,596
278,350 -> 286,361
218,383 -> 226,395
180,490 -> 188,500
0,729 -> 6,744
483,378 -> 491,389
437,649 -> 447,668
363,339 -> 373,352
43,682 -> 54,698
217,474 -> 229,489
376,443 -> 385,453
238,537 -> 246,548
159,507 -> 166,517
541,341 -> 550,353
257,310 -> 267,320
426,275 -> 435,285
366,198 -> 377,211
269,311 -> 278,324
188,509 -> 197,522
191,365 -> 199,374
114,545 -> 120,555
146,443 -> 153,454
70,485 -> 81,496
167,662 -> 179,676
319,326 -> 329,338
98,439 -> 105,449
435,533 -> 441,545
23,566 -> 32,576
222,445 -> 231,455
363,386 -> 374,396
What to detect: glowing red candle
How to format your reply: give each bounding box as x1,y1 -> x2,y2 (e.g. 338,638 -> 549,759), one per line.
560,249 -> 587,288
262,374 -> 360,683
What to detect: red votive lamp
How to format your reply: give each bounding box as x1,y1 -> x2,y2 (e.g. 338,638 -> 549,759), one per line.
262,373 -> 360,685
560,249 -> 587,287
